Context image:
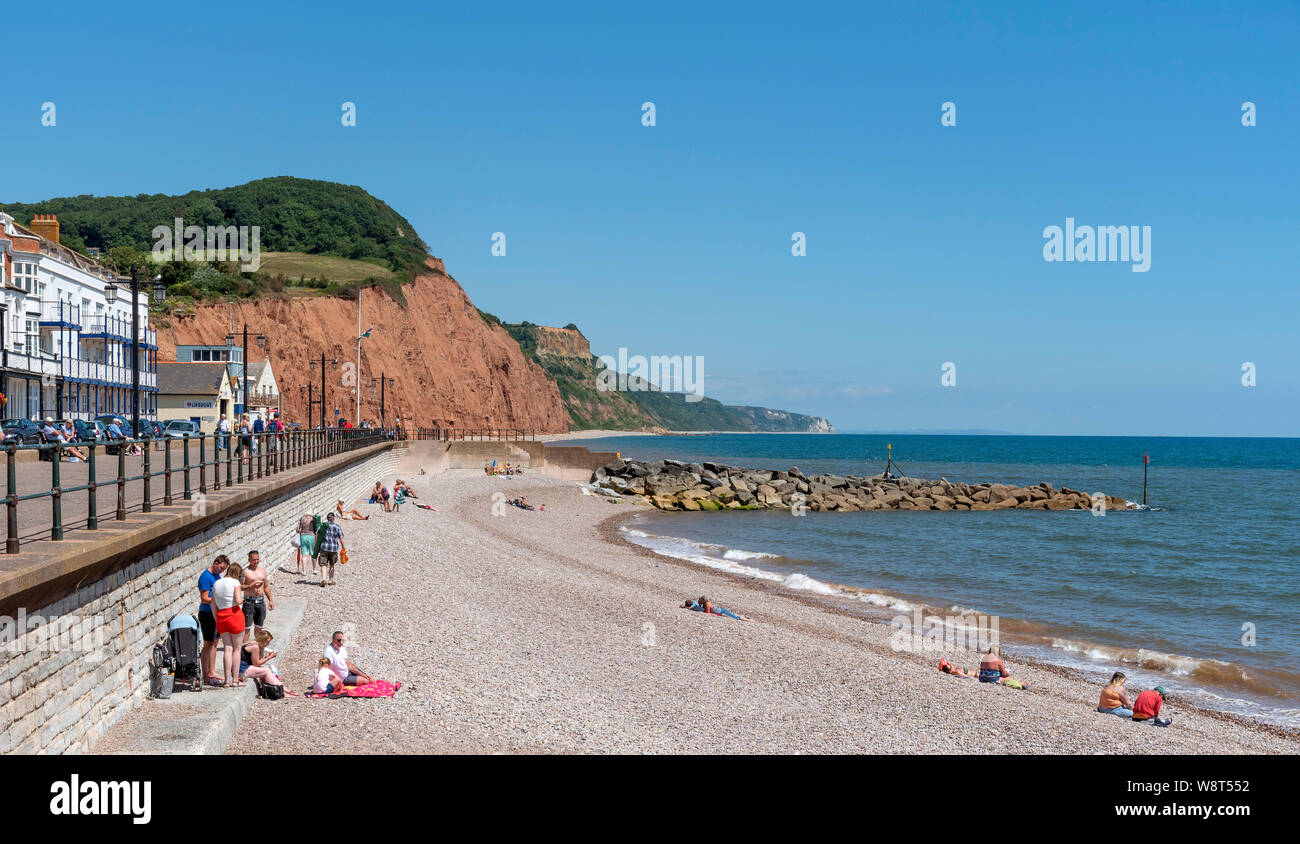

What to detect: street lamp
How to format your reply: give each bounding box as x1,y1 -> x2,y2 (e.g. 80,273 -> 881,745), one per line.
308,356 -> 339,430
368,373 -> 395,428
225,324 -> 266,422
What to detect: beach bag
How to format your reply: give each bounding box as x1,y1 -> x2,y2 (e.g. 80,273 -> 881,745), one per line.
340,547 -> 349,565
257,680 -> 284,700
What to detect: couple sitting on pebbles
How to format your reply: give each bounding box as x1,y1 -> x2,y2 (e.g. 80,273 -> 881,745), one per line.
1097,672 -> 1173,726
938,645 -> 1029,689
681,596 -> 752,621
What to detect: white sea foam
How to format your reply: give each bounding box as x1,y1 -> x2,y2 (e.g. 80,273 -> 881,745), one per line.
782,573 -> 837,595
723,548 -> 780,561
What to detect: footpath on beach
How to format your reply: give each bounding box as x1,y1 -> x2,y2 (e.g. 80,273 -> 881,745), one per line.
89,461 -> 1292,756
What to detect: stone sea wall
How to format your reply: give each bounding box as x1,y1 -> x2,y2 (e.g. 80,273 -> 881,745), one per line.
592,458 -> 1133,512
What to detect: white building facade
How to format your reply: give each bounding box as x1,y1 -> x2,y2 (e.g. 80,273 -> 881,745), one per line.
0,213 -> 157,421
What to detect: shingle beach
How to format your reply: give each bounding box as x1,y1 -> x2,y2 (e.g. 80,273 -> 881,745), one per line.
219,470 -> 1298,755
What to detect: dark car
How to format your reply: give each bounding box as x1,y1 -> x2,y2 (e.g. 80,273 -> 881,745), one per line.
71,419 -> 103,443
2,418 -> 45,445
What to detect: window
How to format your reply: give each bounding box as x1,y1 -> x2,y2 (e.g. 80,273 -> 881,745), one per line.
13,262 -> 37,293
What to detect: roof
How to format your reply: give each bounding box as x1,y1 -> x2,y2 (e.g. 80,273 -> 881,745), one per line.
246,360 -> 268,379
156,362 -> 231,395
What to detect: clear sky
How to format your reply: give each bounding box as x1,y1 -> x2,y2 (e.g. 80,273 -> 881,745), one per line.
1,1 -> 1296,436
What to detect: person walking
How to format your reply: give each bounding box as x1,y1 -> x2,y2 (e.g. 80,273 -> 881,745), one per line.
217,413 -> 229,451
318,512 -> 344,587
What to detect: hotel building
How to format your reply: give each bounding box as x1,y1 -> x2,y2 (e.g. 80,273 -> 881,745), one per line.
0,212 -> 157,422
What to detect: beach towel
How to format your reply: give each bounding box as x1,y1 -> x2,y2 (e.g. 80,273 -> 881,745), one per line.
308,680 -> 402,699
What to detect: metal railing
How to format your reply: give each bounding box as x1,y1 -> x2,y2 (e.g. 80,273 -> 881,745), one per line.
414,428 -> 537,441
4,427 -> 397,554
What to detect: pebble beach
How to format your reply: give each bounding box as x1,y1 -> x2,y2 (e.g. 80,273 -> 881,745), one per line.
223,469 -> 1299,755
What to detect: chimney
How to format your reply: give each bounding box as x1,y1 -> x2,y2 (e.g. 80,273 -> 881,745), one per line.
30,213 -> 60,245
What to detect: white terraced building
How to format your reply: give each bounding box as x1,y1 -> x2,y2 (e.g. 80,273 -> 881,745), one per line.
0,212 -> 157,422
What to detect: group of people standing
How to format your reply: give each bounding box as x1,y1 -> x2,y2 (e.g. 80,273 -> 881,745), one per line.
196,550 -> 285,692
216,411 -> 284,457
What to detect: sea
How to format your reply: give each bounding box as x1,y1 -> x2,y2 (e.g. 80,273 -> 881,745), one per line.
576,433 -> 1300,727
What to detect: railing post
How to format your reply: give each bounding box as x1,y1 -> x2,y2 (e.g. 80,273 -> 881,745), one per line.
142,436 -> 152,513
86,444 -> 97,530
5,444 -> 16,553
164,435 -> 173,506
116,443 -> 126,521
237,430 -> 244,484
226,428 -> 233,487
183,434 -> 192,500
200,434 -> 208,493
51,445 -> 63,540
256,433 -> 264,479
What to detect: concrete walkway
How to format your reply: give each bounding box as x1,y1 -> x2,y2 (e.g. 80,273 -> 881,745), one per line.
90,597 -> 306,754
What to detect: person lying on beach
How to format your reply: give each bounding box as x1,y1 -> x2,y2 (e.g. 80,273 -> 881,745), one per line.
978,645 -> 1028,689
1130,686 -> 1172,726
336,499 -> 370,520
937,658 -> 977,678
682,597 -> 752,621
511,497 -> 535,511
1097,671 -> 1134,717
415,503 -> 440,512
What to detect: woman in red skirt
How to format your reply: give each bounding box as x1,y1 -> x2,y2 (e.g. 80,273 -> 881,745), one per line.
211,562 -> 246,686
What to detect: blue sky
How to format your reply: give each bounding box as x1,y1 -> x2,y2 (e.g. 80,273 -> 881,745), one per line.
1,1 -> 1296,436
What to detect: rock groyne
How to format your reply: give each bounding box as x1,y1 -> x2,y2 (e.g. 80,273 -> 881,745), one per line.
592,458 -> 1134,512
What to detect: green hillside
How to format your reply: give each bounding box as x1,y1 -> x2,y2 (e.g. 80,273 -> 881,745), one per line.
1,177 -> 430,306
500,321 -> 832,433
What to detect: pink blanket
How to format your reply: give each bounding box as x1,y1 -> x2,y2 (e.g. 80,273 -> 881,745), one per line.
308,680 -> 402,699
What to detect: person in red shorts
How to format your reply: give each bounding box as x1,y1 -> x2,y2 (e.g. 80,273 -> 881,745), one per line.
1131,686 -> 1172,726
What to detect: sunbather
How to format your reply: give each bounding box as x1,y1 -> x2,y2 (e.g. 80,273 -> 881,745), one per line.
938,657 -> 977,678
682,596 -> 752,621
978,645 -> 1028,689
336,499 -> 370,520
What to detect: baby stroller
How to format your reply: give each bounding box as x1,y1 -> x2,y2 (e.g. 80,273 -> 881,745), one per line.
167,613 -> 203,692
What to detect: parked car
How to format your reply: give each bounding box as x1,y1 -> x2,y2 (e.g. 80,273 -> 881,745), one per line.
2,418 -> 44,445
163,420 -> 200,438
94,415 -> 154,438
71,419 -> 102,443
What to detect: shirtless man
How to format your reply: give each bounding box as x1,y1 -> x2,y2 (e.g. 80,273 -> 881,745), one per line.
240,550 -> 273,644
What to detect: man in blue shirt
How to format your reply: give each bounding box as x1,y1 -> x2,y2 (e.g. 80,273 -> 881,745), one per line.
197,555 -> 230,685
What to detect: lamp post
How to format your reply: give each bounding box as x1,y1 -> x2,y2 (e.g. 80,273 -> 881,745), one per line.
308,355 -> 338,430
368,373 -> 394,428
225,324 -> 266,424
105,271 -> 164,433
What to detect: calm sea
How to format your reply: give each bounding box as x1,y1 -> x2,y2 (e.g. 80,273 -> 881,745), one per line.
577,433 -> 1300,726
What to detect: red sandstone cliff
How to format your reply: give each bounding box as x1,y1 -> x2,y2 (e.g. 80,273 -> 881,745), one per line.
154,262 -> 569,432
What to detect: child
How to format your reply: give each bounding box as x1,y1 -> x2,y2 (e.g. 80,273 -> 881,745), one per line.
314,657 -> 345,696
393,484 -> 406,512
